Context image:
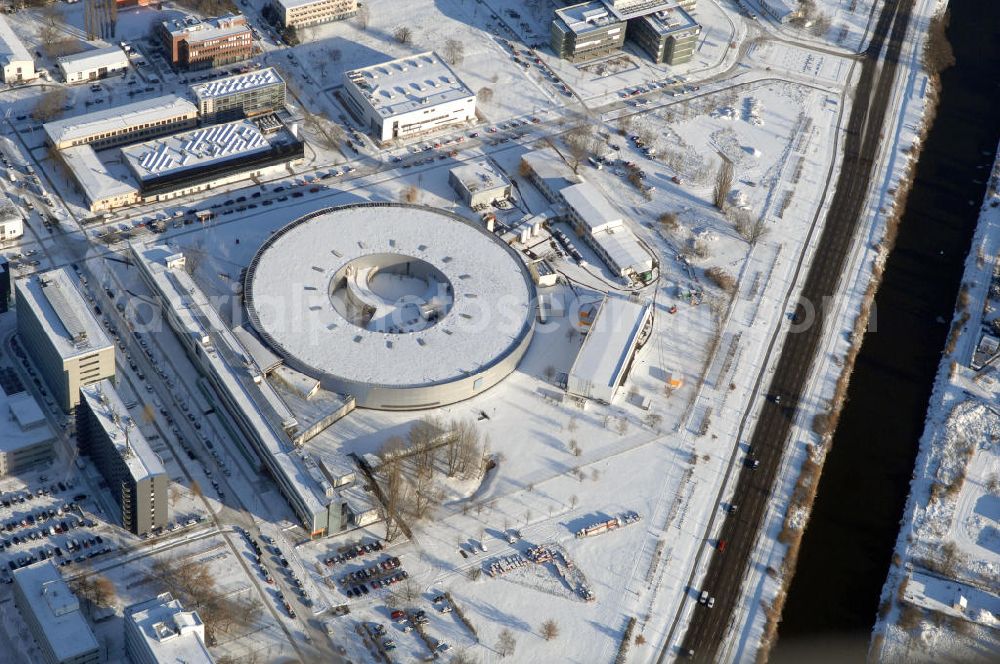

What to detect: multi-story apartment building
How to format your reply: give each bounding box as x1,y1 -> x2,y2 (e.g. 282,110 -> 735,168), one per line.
191,67 -> 286,122
76,380 -> 168,536
14,268 -> 115,411
273,0 -> 357,29
158,14 -> 253,70
12,561 -> 100,664
0,388 -> 55,477
551,2 -> 626,62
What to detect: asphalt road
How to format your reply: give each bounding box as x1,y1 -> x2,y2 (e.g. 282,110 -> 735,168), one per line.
668,0 -> 918,661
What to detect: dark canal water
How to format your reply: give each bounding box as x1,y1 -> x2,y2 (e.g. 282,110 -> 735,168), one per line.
772,4 -> 1000,663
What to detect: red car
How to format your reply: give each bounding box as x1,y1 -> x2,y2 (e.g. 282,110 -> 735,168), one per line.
717,540 -> 727,553
391,610 -> 406,621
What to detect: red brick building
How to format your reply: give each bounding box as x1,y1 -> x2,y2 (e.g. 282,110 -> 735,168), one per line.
158,14 -> 253,70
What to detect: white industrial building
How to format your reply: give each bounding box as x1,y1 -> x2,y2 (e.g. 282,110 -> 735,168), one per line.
58,45 -> 130,84
125,593 -> 215,664
567,295 -> 652,403
519,149 -> 581,202
0,15 -> 36,83
559,182 -> 654,280
448,159 -> 512,208
120,118 -> 305,202
12,561 -> 100,664
342,52 -> 476,143
242,204 -> 536,410
0,192 -> 23,242
14,268 -> 115,411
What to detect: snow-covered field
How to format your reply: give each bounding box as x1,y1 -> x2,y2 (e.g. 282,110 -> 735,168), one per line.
872,142 -> 1000,663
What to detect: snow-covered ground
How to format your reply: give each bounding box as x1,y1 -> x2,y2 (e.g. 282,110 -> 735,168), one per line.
872,141 -> 1000,663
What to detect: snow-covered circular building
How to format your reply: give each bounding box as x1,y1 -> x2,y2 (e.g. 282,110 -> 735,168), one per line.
244,203 -> 536,410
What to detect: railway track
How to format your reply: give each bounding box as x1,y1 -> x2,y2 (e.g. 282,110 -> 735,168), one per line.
663,0 -> 919,661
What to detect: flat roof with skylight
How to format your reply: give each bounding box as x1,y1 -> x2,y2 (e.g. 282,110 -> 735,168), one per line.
122,120 -> 270,182
343,52 -> 473,119
191,66 -> 283,100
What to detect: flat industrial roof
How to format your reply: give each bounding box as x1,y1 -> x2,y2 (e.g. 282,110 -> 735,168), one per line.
554,2 -> 623,34
560,182 -> 624,234
568,295 -> 651,393
591,227 -> 654,274
15,267 -> 112,361
602,0 -> 676,21
245,204 -> 534,390
79,380 -> 166,483
58,45 -> 129,76
61,145 -> 139,203
132,243 -> 333,521
12,561 -> 99,663
344,52 -> 474,118
0,15 -> 32,66
44,95 -> 198,146
449,159 -> 510,194
161,13 -> 247,39
191,67 -> 282,100
641,6 -> 699,35
126,594 -> 214,664
122,120 -> 270,181
521,149 -> 580,194
0,390 -> 54,455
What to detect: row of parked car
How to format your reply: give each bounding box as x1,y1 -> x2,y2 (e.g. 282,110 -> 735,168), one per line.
323,539 -> 384,567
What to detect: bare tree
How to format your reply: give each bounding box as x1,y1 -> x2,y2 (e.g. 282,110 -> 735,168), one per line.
497,628 -> 517,658
541,619 -> 559,641
564,124 -> 593,173
393,26 -> 413,45
32,88 -> 68,122
355,3 -> 370,29
443,38 -> 465,66
713,160 -> 734,210
477,86 -> 494,103
732,208 -> 768,244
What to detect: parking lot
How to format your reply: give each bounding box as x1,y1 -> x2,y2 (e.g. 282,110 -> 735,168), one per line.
0,474 -> 116,581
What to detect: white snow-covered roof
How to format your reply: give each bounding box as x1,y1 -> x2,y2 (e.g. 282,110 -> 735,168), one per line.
591,227 -> 654,275
121,120 -> 269,180
125,593 -> 213,664
78,380 -> 166,483
0,15 -> 32,67
344,52 -> 473,118
191,67 -> 282,100
641,6 -> 699,35
274,0 -> 333,10
0,391 -> 54,455
561,182 -> 624,234
449,159 -> 511,194
602,0 -> 675,21
14,267 -> 112,361
568,295 -> 651,399
12,561 -> 99,663
245,204 -> 534,390
57,45 -> 129,76
160,13 -> 247,40
554,2 -> 622,34
521,149 -> 580,195
61,145 -> 139,203
132,243 -> 334,524
44,95 -> 197,147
